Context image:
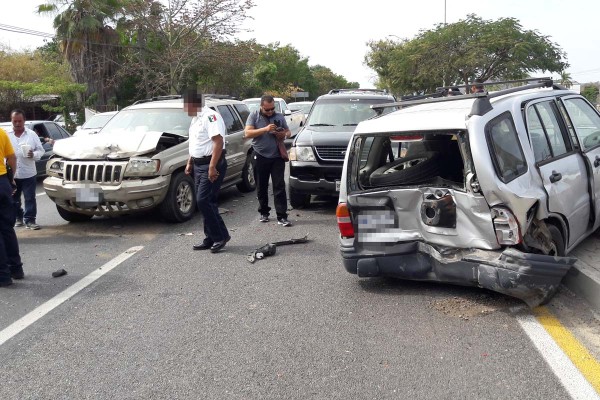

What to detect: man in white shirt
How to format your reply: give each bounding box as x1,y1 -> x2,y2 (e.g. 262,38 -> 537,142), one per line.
7,110 -> 44,230
183,90 -> 230,253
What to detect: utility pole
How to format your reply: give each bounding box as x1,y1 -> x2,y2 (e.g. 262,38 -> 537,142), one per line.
444,0 -> 447,25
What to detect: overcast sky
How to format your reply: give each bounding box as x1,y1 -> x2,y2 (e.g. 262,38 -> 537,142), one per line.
4,0 -> 600,89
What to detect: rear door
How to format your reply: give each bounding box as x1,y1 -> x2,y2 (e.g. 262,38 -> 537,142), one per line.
215,105 -> 245,182
558,96 -> 600,231
525,99 -> 590,246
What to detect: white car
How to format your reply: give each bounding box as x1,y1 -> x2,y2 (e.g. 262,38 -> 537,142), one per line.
73,111 -> 118,137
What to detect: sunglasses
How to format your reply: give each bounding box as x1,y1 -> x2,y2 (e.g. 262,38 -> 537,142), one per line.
263,107 -> 275,112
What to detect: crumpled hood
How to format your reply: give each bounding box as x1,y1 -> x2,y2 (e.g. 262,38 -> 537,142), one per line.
54,131 -> 163,160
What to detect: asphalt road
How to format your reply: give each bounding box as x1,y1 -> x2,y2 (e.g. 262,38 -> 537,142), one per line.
0,178 -> 599,399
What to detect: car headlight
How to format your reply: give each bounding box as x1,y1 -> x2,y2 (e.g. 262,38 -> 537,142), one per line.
124,158 -> 160,177
47,159 -> 64,177
289,146 -> 316,162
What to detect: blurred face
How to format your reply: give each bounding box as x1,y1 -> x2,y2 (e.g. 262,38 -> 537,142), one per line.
183,91 -> 202,116
261,101 -> 275,115
11,112 -> 25,134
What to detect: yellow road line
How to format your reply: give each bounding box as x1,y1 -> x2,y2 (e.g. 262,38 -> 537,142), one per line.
534,306 -> 600,394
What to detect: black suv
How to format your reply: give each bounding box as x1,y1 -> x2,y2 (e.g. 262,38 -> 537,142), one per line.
288,89 -> 396,208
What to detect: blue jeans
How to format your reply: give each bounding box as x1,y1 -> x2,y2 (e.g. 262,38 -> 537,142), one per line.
13,176 -> 37,223
193,157 -> 229,243
0,175 -> 23,282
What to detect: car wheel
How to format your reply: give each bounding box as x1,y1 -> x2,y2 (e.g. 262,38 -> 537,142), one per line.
159,171 -> 196,223
289,187 -> 310,209
546,224 -> 565,257
56,205 -> 93,222
369,152 -> 443,186
236,153 -> 256,193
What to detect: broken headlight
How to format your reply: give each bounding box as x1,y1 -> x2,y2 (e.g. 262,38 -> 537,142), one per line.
124,158 -> 160,177
47,159 -> 64,177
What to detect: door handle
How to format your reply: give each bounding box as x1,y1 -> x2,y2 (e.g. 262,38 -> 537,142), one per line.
549,170 -> 562,183
594,156 -> 600,168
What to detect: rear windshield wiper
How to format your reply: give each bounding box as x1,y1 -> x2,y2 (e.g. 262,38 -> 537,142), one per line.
309,123 -> 335,126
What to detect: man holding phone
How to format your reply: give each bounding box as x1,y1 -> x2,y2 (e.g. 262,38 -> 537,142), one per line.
244,95 -> 292,227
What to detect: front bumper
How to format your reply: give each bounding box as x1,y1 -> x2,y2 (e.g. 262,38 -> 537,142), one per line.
341,241 -> 576,307
289,161 -> 342,195
43,175 -> 170,216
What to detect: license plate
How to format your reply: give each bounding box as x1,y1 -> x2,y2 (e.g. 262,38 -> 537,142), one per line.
335,180 -> 341,191
75,186 -> 103,205
358,211 -> 395,230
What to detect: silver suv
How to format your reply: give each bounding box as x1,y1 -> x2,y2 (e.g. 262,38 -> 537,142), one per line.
44,96 -> 255,223
337,78 -> 599,306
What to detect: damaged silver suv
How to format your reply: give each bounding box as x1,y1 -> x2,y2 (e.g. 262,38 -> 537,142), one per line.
337,78 -> 600,306
44,96 -> 255,223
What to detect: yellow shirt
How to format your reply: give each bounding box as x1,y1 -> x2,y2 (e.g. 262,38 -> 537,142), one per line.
0,127 -> 15,176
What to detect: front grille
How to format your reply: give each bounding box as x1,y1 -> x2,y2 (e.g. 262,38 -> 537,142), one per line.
314,146 -> 347,161
64,161 -> 127,184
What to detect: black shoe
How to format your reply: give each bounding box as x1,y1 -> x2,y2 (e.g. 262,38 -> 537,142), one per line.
193,240 -> 213,251
11,268 -> 24,280
259,214 -> 269,223
210,236 -> 231,253
277,217 -> 292,227
0,278 -> 13,287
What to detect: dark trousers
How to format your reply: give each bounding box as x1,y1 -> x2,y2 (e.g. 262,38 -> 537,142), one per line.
0,175 -> 23,282
13,176 -> 37,223
254,153 -> 288,219
193,158 -> 229,244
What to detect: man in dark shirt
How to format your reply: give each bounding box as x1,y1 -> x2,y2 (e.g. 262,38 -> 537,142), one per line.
244,95 -> 292,227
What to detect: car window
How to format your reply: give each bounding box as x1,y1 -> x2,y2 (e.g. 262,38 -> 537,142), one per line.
100,108 -> 193,137
233,104 -> 250,125
486,112 -> 527,183
308,98 -> 393,126
562,97 -> 600,150
216,105 -> 243,135
279,101 -> 287,113
526,101 -> 569,162
45,123 -> 64,140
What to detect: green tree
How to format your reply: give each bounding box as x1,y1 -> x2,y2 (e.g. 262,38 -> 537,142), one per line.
310,65 -> 359,98
37,0 -> 125,107
559,71 -> 573,88
581,85 -> 599,105
365,14 -> 569,95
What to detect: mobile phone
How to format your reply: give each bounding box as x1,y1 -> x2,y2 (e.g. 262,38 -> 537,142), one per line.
276,127 -> 284,132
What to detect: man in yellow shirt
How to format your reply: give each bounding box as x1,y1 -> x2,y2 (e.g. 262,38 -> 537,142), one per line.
0,127 -> 24,286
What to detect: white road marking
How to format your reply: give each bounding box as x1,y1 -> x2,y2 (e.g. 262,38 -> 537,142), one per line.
512,307 -> 600,400
0,246 -> 144,347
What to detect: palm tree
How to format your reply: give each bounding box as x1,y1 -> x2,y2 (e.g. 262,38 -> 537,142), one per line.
37,0 -> 124,107
559,70 -> 573,88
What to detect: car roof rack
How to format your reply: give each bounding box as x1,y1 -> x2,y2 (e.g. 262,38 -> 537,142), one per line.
371,77 -> 564,117
133,95 -> 182,105
328,88 -> 388,95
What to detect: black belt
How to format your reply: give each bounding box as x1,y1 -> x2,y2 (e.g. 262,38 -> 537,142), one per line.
193,150 -> 226,165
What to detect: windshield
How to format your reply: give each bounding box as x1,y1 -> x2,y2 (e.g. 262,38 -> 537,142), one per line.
82,113 -> 115,129
290,103 -> 313,114
100,108 -> 193,137
307,98 -> 393,127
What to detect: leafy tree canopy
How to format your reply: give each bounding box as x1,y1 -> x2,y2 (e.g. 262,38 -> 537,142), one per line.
365,14 -> 569,95
581,85 -> 599,105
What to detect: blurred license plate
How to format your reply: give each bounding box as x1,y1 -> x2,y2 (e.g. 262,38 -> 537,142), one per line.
75,186 -> 103,205
335,180 -> 341,191
358,210 -> 395,230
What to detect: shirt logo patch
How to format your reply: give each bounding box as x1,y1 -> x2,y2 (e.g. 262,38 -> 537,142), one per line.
208,115 -> 217,122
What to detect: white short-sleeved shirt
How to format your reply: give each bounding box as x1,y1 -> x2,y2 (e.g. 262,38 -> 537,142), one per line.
188,107 -> 226,158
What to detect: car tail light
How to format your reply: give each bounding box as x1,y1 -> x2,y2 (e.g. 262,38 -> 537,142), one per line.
336,203 -> 355,238
491,206 -> 521,245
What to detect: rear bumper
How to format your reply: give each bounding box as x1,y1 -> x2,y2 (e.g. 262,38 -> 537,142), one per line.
341,241 -> 576,307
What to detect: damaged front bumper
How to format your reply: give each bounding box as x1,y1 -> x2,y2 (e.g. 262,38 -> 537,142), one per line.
341,241 -> 576,307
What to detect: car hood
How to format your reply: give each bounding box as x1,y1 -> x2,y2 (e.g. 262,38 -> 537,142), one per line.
294,125 -> 356,147
53,131 -> 164,160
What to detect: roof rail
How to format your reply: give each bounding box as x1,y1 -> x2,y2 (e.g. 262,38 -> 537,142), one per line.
328,88 -> 388,95
371,77 -> 558,117
133,95 -> 182,105
435,77 -> 553,92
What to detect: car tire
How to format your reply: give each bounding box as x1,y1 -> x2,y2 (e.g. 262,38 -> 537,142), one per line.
369,152 -> 443,186
547,224 -> 565,257
289,187 -> 310,209
236,153 -> 256,193
56,205 -> 93,222
159,171 -> 196,223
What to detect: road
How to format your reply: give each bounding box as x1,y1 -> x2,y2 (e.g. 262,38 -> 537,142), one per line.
0,178 -> 599,399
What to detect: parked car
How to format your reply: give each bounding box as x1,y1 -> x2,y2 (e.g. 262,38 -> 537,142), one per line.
288,101 -> 313,119
73,111 -> 118,137
43,95 -> 255,223
288,89 -> 396,208
0,120 -> 72,177
243,97 -> 305,138
52,113 -> 78,128
336,78 -> 593,306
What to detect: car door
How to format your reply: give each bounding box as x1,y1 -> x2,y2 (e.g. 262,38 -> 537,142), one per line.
525,99 -> 591,247
215,105 -> 245,183
558,96 -> 600,231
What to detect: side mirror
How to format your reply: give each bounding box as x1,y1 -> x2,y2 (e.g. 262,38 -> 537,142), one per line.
284,110 -> 291,116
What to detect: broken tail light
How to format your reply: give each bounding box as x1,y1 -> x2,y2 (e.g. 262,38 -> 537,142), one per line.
491,206 -> 521,245
336,203 -> 355,238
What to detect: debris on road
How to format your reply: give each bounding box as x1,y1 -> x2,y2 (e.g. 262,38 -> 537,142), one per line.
52,269 -> 68,278
247,234 -> 309,263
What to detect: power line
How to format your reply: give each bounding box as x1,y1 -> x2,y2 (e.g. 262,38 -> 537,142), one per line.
0,24 -> 54,39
